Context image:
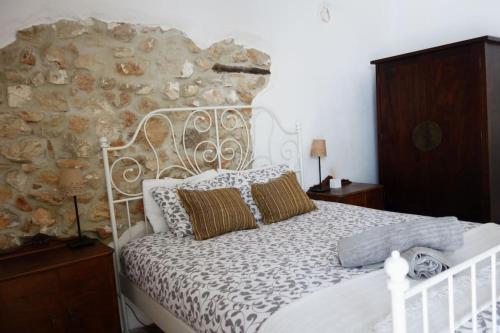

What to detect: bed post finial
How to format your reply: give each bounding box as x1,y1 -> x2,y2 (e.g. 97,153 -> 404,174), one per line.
386,251 -> 409,282
385,251 -> 409,333
99,136 -> 109,148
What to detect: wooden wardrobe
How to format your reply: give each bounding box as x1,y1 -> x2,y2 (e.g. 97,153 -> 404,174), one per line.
371,36 -> 500,223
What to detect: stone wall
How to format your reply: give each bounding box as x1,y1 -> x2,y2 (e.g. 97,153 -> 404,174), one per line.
0,18 -> 270,249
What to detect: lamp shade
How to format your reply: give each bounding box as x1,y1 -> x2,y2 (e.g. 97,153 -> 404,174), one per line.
59,168 -> 85,197
310,139 -> 327,157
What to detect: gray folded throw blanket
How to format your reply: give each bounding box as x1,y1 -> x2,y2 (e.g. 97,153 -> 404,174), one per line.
338,216 -> 463,268
401,246 -> 451,280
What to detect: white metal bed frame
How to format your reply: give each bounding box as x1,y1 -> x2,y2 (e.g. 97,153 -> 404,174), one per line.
386,245 -> 500,333
100,105 -> 303,332
100,105 -> 499,333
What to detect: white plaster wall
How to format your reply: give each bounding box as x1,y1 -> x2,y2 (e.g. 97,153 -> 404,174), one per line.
2,0 -> 500,187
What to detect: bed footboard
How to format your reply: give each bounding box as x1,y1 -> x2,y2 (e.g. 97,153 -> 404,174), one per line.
386,242 -> 500,333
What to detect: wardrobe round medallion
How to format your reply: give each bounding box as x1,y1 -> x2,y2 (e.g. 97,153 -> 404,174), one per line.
412,121 -> 442,152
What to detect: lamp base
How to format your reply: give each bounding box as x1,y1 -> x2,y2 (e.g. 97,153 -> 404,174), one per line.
67,235 -> 96,249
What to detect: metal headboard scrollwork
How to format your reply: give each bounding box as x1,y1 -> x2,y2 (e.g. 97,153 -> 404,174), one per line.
100,105 -> 303,242
100,105 -> 302,206
100,104 -> 302,247
100,105 -> 302,331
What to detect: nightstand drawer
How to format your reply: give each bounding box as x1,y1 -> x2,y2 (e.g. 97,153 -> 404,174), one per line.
0,242 -> 120,333
307,182 -> 384,210
58,256 -> 112,297
0,269 -> 59,302
366,188 -> 384,209
0,271 -> 65,333
58,256 -> 120,333
341,192 -> 366,206
63,288 -> 119,333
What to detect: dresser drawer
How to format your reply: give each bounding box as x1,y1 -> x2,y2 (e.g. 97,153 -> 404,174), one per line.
0,271 -> 65,333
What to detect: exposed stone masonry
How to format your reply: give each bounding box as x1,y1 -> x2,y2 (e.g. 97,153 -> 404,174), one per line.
0,18 -> 270,249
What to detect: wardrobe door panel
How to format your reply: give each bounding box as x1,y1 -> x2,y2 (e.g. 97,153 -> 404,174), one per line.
486,43 -> 500,222
422,45 -> 486,221
377,58 -> 426,214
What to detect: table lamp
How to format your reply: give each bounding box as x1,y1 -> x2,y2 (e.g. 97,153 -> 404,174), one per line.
309,139 -> 329,192
59,167 -> 95,248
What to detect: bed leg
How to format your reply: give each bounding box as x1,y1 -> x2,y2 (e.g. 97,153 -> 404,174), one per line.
385,251 -> 410,333
120,292 -> 131,333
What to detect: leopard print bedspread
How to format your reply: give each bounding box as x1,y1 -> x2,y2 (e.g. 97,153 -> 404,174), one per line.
122,201 -> 480,333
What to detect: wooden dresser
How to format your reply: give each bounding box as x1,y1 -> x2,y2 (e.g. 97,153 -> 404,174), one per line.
372,36 -> 500,222
307,183 -> 384,209
0,240 -> 121,333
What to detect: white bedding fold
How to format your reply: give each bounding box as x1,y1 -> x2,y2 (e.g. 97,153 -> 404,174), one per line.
260,223 -> 500,333
338,216 -> 464,268
401,246 -> 450,279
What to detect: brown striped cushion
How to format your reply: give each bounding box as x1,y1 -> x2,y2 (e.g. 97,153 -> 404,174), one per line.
177,187 -> 258,240
251,171 -> 317,224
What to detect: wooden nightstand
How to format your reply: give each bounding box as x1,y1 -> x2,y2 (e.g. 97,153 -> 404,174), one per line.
307,182 -> 384,209
0,240 -> 121,333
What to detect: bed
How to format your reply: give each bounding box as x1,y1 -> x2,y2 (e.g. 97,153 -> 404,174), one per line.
100,106 -> 500,333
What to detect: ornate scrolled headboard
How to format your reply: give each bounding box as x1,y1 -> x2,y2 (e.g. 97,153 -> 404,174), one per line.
99,105 -> 303,243
100,105 -> 302,329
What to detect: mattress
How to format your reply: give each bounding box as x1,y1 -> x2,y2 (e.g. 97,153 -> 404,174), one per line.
121,201 -> 477,333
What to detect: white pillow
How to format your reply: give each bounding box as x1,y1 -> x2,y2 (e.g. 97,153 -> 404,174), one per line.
142,169 -> 217,233
218,163 -> 291,176
108,221 -> 147,249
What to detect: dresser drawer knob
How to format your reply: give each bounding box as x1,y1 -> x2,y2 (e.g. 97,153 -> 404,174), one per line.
68,308 -> 76,321
49,315 -> 58,328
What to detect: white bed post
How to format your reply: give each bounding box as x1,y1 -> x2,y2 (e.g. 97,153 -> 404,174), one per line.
295,122 -> 304,186
100,137 -> 130,333
385,251 -> 410,333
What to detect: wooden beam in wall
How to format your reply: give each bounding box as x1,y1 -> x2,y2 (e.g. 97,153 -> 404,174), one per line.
212,63 -> 271,75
